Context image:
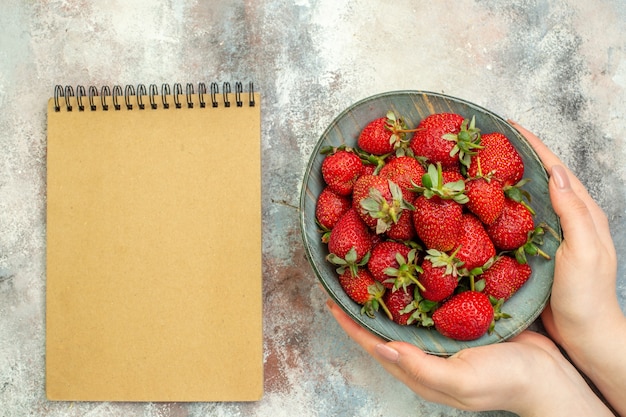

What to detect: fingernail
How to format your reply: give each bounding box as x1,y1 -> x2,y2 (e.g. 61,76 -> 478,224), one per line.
375,343 -> 399,363
507,118 -> 517,125
551,165 -> 571,190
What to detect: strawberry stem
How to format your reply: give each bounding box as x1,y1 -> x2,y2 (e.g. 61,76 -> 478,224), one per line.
410,276 -> 427,293
378,297 -> 393,321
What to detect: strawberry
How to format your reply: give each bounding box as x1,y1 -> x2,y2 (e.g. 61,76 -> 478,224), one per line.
385,208 -> 416,241
486,198 -> 534,251
352,175 -> 414,234
413,196 -> 463,252
442,164 -> 465,176
383,286 -> 416,325
321,148 -> 364,196
327,208 -> 372,276
361,163 -> 377,177
367,241 -> 412,288
455,213 -> 496,272
412,164 -> 467,252
410,113 -> 481,168
338,268 -> 392,319
383,285 -> 438,327
432,291 -> 494,341
315,187 -> 351,232
465,176 -> 505,225
358,111 -> 416,156
478,255 -> 532,301
441,168 -> 464,184
419,249 -> 462,302
369,243 -> 423,291
468,132 -> 524,186
378,155 -> 426,199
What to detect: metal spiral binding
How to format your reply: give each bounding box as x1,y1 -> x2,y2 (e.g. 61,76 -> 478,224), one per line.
198,82 -> 207,108
53,82 -> 255,112
173,83 -> 183,109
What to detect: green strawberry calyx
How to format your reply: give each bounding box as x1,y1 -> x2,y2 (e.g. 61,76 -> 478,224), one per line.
487,295 -> 511,334
514,225 -> 552,264
383,249 -> 425,293
360,180 -> 415,234
401,287 -> 436,327
384,110 -> 422,157
424,247 -> 464,278
327,247 -> 371,277
412,163 -> 469,204
365,281 -> 392,320
503,178 -> 535,215
442,116 -> 483,168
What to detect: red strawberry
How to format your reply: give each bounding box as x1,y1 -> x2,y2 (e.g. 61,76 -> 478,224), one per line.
367,241 -> 412,288
441,168 -> 464,184
358,111 -> 416,156
413,196 -> 463,252
486,198 -> 534,251
442,162 -> 463,176
432,291 -> 494,341
327,208 -> 372,276
368,242 -> 422,291
455,213 -> 496,272
352,175 -> 413,234
370,232 -> 385,248
478,255 -> 532,301
379,155 -> 426,198
339,268 -> 391,319
315,187 -> 351,232
383,286 -> 416,325
468,132 -> 524,186
321,149 -> 364,195
465,176 -> 505,225
361,163 -> 377,177
385,208 -> 416,241
412,163 -> 467,251
410,113 -> 481,168
419,249 -> 462,302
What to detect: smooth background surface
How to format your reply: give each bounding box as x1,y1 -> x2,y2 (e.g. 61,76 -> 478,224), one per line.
1,1 -> 625,416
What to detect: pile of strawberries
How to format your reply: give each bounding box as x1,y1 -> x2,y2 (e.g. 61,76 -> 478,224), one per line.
315,111 -> 551,341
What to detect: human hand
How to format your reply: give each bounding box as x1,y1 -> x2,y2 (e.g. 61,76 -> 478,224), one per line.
508,121 -> 626,416
327,299 -> 613,416
507,121 -> 620,345
323,121 -> 624,415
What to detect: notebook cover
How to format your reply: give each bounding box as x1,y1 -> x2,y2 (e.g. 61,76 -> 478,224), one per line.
45,91 -> 263,401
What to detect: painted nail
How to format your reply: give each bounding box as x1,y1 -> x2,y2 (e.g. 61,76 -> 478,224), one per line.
551,165 -> 571,190
375,343 -> 400,363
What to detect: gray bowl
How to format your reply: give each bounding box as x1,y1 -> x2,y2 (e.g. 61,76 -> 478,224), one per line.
300,90 -> 561,355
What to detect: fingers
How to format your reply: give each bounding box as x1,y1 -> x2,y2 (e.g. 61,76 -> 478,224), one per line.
325,299 -> 463,405
549,166 -> 612,244
509,120 -> 586,196
327,299 -> 496,409
548,165 -> 600,250
326,298 -> 579,414
508,120 -> 613,244
508,120 -> 563,168
325,299 -> 383,355
540,304 -> 564,346
509,329 -> 561,357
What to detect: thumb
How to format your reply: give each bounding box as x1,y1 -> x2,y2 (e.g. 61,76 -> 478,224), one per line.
548,165 -> 597,248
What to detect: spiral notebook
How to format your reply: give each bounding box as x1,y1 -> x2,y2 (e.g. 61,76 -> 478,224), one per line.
45,82 -> 263,402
